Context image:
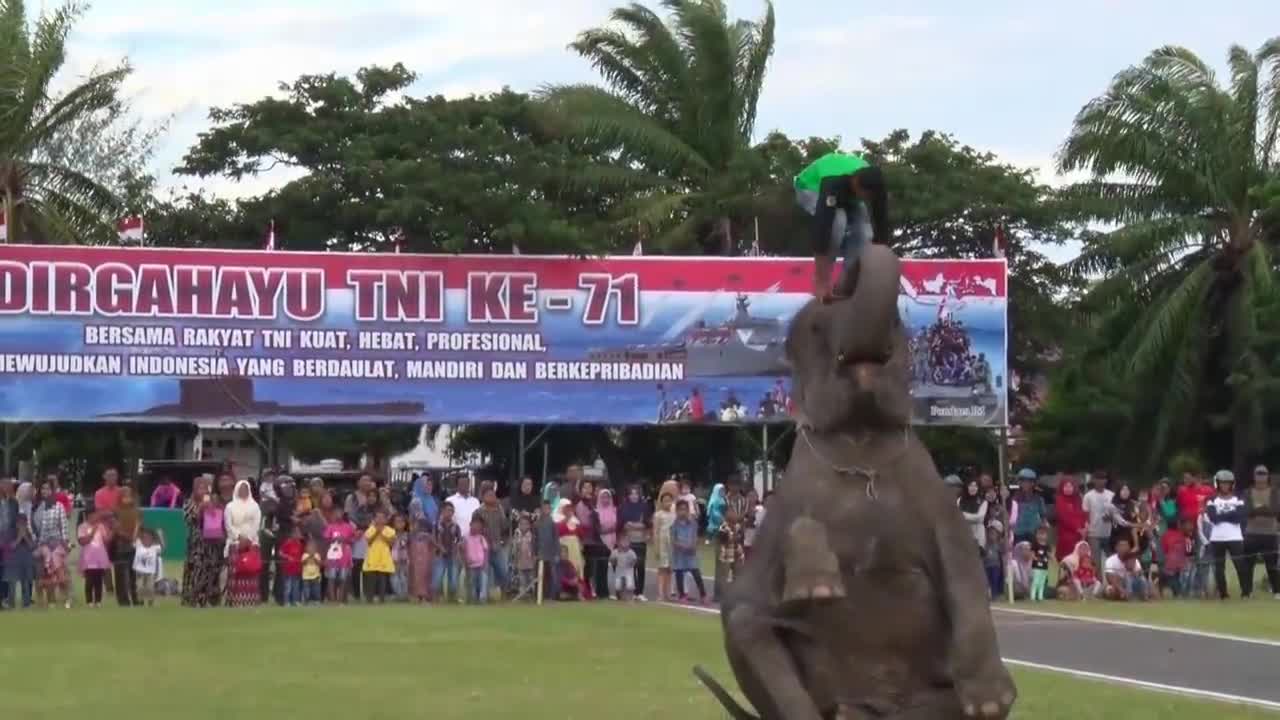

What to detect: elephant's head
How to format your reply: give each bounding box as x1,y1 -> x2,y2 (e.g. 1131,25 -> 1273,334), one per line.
785,245 -> 911,432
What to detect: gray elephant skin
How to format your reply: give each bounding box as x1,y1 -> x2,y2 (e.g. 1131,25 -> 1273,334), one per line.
694,246 -> 1016,720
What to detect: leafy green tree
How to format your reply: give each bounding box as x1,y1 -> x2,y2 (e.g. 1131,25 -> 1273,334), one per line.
277,425 -> 422,473
1057,40 -> 1280,473
538,0 -> 776,254
178,65 -> 615,254
756,130 -> 1081,426
0,0 -> 128,243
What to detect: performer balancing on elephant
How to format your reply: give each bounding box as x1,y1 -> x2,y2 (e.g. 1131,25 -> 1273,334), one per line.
793,151 -> 891,298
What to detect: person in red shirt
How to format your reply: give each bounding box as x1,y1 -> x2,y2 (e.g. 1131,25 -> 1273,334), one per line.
1175,471 -> 1215,524
1054,476 -> 1087,563
278,526 -> 305,606
93,467 -> 123,514
1159,519 -> 1191,598
689,388 -> 705,421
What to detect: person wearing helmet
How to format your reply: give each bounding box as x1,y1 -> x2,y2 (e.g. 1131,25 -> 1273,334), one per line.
1205,470 -> 1247,600
793,152 -> 891,298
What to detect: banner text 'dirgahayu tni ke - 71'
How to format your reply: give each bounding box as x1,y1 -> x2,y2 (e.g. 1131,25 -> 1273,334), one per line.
0,246 -> 1007,426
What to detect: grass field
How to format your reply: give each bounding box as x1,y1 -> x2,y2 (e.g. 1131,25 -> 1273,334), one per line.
0,602 -> 1272,720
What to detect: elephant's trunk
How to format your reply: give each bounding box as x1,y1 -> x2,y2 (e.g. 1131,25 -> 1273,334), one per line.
831,245 -> 902,367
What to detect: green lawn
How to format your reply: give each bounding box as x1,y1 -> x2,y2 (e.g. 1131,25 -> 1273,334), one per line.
0,602 -> 1271,719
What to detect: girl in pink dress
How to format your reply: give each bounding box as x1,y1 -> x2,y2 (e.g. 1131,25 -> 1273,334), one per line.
77,511 -> 112,607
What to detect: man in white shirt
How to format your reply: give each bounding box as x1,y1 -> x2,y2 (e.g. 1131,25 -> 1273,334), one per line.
1204,470 -> 1247,599
1103,537 -> 1148,601
1081,472 -> 1116,563
446,476 -> 481,541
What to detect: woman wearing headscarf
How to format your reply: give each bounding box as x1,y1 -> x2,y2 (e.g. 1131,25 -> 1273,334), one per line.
181,476 -> 224,607
957,480 -> 988,550
407,496 -> 434,602
1054,476 -> 1087,563
1009,541 -> 1033,600
112,487 -> 143,606
510,476 -> 540,528
705,483 -> 727,542
413,476 -> 440,528
542,479 -> 561,511
596,488 -> 618,551
576,480 -> 607,599
619,485 -> 651,600
554,498 -> 590,599
223,479 -> 263,607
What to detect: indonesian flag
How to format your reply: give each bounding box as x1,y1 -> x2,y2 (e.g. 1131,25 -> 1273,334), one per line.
265,220 -> 276,251
992,224 -> 1007,259
632,240 -> 643,256
117,215 -> 144,242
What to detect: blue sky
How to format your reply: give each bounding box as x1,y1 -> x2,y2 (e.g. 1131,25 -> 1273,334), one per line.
64,0 -> 1280,259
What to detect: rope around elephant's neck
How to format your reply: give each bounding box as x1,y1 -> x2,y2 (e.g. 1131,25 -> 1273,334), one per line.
797,425 -> 910,501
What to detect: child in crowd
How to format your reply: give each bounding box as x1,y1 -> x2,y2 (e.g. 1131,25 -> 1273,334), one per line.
513,515 -> 537,599
1159,517 -> 1189,598
390,514 -> 410,601
132,528 -> 164,607
5,518 -> 35,609
323,508 -> 356,604
671,500 -> 708,604
652,493 -> 676,601
295,487 -> 313,517
1061,540 -> 1101,600
1029,526 -> 1051,602
36,539 -> 70,609
535,500 -> 560,603
609,535 -> 638,601
363,510 -> 396,604
981,521 -> 1005,600
301,539 -> 323,605
433,503 -> 463,602
279,526 -> 305,607
1178,518 -> 1202,599
77,510 -> 111,608
716,508 -> 746,591
678,481 -> 699,524
464,517 -> 490,604
743,490 -> 761,559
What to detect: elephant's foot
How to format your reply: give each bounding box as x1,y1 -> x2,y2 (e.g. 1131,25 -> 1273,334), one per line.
956,671 -> 1017,720
782,516 -> 847,606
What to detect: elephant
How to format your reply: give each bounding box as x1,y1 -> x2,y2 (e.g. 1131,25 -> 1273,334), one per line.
694,245 -> 1016,720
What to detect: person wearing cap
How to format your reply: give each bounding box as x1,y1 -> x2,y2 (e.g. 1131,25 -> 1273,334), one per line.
1243,465 -> 1280,599
1010,469 -> 1045,546
1204,470 -> 1247,600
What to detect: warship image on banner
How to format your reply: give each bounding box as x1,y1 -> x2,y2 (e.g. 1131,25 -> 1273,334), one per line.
587,293 -> 788,377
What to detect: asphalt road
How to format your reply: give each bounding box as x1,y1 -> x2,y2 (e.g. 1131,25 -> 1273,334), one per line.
640,569 -> 1280,710
991,607 -> 1280,709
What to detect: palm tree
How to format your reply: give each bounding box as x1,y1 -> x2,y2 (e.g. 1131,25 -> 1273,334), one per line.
538,0 -> 775,254
1058,40 -> 1280,472
0,1 -> 127,244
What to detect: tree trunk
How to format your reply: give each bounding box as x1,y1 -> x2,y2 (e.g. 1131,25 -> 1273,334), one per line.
718,216 -> 734,255
584,426 -> 631,488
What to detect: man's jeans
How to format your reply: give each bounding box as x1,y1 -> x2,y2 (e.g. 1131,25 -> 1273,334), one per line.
795,188 -> 870,267
282,575 -> 302,606
432,557 -> 459,600
488,546 -> 508,596
468,565 -> 489,604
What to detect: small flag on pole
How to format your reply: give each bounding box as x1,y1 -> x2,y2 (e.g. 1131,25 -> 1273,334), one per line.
265,220 -> 276,251
512,243 -> 522,255
992,224 -> 1006,259
632,240 -> 643,256
117,215 -> 144,243
0,211 -> 7,241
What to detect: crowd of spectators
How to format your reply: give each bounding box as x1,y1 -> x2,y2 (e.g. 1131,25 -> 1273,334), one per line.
956,466 -> 1280,603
